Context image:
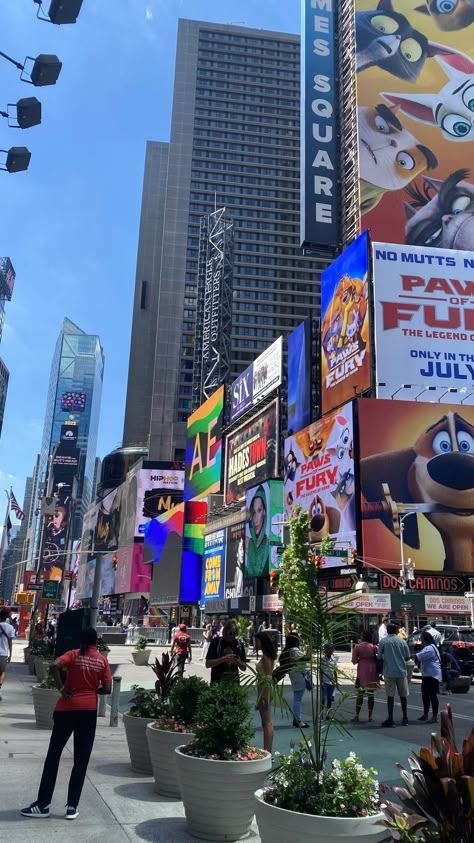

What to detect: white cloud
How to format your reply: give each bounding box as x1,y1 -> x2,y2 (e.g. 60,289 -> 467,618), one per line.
146,6 -> 153,20
0,469 -> 15,483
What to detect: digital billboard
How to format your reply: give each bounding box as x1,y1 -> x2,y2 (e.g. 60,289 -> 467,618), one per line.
134,464 -> 184,538
229,338 -> 283,423
76,558 -> 96,601
181,501 -> 207,604
284,402 -> 356,563
61,391 -> 86,411
114,543 -> 151,595
356,0 -> 474,250
225,521 -> 256,600
42,495 -> 71,582
200,529 -> 226,603
145,503 -> 185,605
60,424 -> 78,445
358,398 -> 474,573
94,486 -> 121,552
300,0 -> 339,248
245,480 -> 284,577
321,231 -> 370,415
288,319 -> 312,435
0,256 -> 15,300
225,401 -> 279,504
185,386 -> 224,501
373,242 -> 474,398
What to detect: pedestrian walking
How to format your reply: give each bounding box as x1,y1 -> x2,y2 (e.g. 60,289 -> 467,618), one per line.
206,620 -> 247,684
351,631 -> 380,723
21,626 -> 112,820
254,630 -> 277,755
171,623 -> 192,675
440,649 -> 461,693
416,630 -> 442,723
0,608 -> 15,701
199,623 -> 212,661
278,633 -> 310,728
377,622 -> 412,727
321,643 -> 337,717
377,615 -> 389,644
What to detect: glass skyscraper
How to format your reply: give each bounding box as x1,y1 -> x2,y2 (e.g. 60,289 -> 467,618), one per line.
29,318 -> 104,566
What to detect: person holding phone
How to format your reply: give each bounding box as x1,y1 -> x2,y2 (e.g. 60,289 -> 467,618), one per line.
21,627 -> 112,820
206,620 -> 247,684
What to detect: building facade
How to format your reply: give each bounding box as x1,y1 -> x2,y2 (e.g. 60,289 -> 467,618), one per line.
29,319 -> 104,567
123,20 -> 324,462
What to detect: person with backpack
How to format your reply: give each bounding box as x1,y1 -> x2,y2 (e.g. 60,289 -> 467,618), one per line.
21,626 -> 111,820
0,608 -> 14,701
171,623 -> 192,675
277,633 -> 310,729
206,620 -> 247,684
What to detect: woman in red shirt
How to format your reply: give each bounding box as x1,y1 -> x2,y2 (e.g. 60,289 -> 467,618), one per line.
21,627 -> 112,820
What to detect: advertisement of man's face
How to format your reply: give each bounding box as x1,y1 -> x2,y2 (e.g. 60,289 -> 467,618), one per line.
42,502 -> 69,581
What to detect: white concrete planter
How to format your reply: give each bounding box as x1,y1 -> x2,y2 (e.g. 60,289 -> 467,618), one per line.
23,646 -> 31,664
175,747 -> 272,841
254,790 -> 387,843
34,659 -> 52,682
123,712 -> 155,774
27,654 -> 36,675
146,724 -> 195,797
32,686 -> 60,729
132,649 -> 151,666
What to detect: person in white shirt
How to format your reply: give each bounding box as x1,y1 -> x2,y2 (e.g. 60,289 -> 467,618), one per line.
416,630 -> 442,723
0,608 -> 15,700
378,616 -> 389,643
424,624 -> 442,647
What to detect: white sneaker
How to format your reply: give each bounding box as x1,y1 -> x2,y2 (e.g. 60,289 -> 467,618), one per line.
65,806 -> 79,820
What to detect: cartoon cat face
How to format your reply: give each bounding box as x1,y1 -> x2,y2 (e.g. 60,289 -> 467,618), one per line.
404,168 -> 474,249
358,103 -> 437,191
384,55 -> 474,142
416,0 -> 474,32
356,0 -> 457,79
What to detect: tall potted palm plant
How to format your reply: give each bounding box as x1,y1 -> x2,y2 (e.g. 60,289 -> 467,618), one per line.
254,508 -> 386,843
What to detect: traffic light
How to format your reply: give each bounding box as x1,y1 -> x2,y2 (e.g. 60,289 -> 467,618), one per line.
351,547 -> 357,563
269,569 -> 279,593
112,554 -> 118,570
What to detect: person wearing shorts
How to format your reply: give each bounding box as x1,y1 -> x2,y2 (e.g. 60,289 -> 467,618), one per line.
0,608 -> 15,700
377,622 -> 412,728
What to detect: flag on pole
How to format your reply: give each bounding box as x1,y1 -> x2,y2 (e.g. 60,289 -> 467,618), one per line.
10,490 -> 25,521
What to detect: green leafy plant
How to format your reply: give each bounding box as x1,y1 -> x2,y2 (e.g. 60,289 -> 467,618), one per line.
166,675 -> 208,727
319,532 -> 336,557
30,637 -> 52,658
234,616 -> 252,645
96,636 -> 110,654
378,704 -> 474,842
265,749 -> 379,819
150,651 -> 180,699
38,673 -> 59,690
135,635 -> 149,651
128,684 -> 165,718
182,679 -> 265,760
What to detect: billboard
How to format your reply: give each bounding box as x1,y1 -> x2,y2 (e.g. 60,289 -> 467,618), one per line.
373,242 -> 474,397
94,487 -> 121,552
225,401 -> 279,504
245,480 -> 284,577
60,424 -> 78,445
201,529 -> 226,603
76,558 -> 96,601
134,464 -> 184,539
181,500 -> 207,604
225,522 -> 256,600
300,0 -> 338,248
321,231 -> 370,415
230,338 -> 283,424
358,398 -> 474,573
284,402 -> 356,562
356,0 -> 474,251
114,543 -> 151,595
145,503 -> 185,605
42,495 -> 71,582
288,319 -> 312,435
185,386 -> 224,502
61,391 -> 86,411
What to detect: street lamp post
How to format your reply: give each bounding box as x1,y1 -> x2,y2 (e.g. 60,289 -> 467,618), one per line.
399,511 -> 417,595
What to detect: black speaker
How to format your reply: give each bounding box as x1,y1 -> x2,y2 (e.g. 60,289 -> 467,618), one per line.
30,54 -> 62,87
5,147 -> 31,173
48,0 -> 83,24
55,607 -> 90,657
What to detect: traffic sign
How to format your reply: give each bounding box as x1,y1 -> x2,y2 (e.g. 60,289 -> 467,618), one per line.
64,571 -> 73,581
27,583 -> 43,591
41,580 -> 59,601
318,586 -> 327,598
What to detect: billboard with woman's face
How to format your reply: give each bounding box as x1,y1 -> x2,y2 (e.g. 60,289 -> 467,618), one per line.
245,480 -> 284,578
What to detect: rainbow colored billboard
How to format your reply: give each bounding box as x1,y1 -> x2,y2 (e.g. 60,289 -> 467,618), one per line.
184,386 -> 224,501
356,0 -> 474,250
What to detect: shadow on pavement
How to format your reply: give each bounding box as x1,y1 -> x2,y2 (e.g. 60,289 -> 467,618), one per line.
93,762 -> 151,778
114,782 -> 177,803
0,809 -> 26,823
8,721 -> 40,730
0,713 -> 35,720
133,818 -> 260,842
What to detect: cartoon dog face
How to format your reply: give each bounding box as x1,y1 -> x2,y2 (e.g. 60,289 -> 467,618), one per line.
416,0 -> 474,32
308,496 -> 341,542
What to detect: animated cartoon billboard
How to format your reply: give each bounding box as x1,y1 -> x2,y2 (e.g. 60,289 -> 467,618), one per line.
321,231 -> 371,415
358,398 -> 474,573
356,0 -> 474,249
284,403 -> 356,563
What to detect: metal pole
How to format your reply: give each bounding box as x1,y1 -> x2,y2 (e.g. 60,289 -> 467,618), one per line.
399,519 -> 406,595
89,551 -> 103,629
98,693 -> 107,717
109,675 -> 121,727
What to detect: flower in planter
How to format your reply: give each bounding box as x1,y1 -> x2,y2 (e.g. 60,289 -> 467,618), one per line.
128,685 -> 166,718
38,673 -> 60,691
29,637 -> 53,658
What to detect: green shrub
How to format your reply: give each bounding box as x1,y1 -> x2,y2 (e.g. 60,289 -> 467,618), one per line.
96,636 -> 110,654
38,673 -> 59,690
188,679 -> 256,759
30,638 -> 52,658
167,675 -> 208,727
135,635 -> 148,651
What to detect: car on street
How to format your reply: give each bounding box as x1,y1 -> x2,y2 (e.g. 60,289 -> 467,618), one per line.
407,625 -> 474,678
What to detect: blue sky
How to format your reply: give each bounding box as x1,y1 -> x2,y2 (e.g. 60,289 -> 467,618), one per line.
0,0 -> 299,513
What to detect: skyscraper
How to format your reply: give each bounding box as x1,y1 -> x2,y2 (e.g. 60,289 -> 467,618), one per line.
29,318 -> 104,567
123,20 -> 323,462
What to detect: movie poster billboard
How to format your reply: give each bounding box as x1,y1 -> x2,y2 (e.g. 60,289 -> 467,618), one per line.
355,0 -> 474,251
245,480 -> 284,577
230,338 -> 283,424
181,501 -> 207,604
373,242 -> 474,398
301,0 -> 338,248
185,386 -> 224,501
225,401 -> 279,504
321,231 -> 370,415
42,496 -> 70,582
284,403 -> 356,564
200,529 -> 226,603
358,398 -> 474,573
225,522 -> 257,600
114,543 -> 151,595
133,464 -> 184,539
288,319 -> 312,435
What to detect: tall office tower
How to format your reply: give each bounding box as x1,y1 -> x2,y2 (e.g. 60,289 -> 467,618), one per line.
29,319 -> 104,565
12,475 -> 34,594
123,20 -> 323,462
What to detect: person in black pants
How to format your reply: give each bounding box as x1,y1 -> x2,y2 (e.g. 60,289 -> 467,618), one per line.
416,630 -> 442,724
21,627 -> 112,820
